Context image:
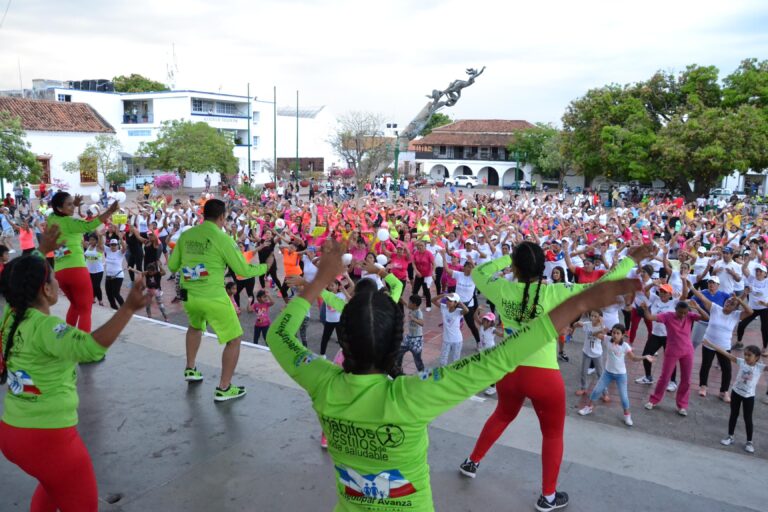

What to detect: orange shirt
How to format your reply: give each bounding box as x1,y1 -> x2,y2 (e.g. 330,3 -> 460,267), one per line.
234,251 -> 254,280
281,248 -> 302,277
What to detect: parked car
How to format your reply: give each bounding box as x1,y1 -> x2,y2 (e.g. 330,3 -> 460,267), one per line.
709,188 -> 733,197
445,175 -> 479,188
502,180 -> 532,191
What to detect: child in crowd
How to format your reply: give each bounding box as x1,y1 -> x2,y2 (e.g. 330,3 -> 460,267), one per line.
396,295 -> 425,372
144,261 -> 168,321
706,343 -> 767,453
475,308 -> 504,396
0,244 -> 10,275
432,292 -> 469,366
225,281 -> 241,315
574,310 -> 608,398
319,279 -> 349,357
578,324 -> 655,426
251,289 -> 274,344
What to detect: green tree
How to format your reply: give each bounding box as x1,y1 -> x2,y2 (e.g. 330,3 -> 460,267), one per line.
63,134 -> 123,189
113,74 -> 169,93
328,111 -> 391,196
508,123 -> 576,189
137,120 -> 238,179
106,170 -> 129,186
722,58 -> 768,109
0,112 -> 42,185
419,113 -> 452,136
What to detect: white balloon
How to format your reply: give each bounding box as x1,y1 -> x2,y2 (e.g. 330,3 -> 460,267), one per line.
275,218 -> 286,230
45,208 -> 53,215
115,191 -> 127,203
460,200 -> 468,208
342,253 -> 353,266
376,254 -> 388,266
89,192 -> 100,202
494,190 -> 504,200
377,228 -> 390,241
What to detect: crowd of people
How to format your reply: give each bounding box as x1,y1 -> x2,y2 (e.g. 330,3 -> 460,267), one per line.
1,180 -> 767,511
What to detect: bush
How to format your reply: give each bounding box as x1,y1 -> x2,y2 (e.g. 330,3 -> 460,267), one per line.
106,170 -> 129,185
154,173 -> 181,189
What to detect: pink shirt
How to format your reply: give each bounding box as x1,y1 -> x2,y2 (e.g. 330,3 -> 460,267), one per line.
656,311 -> 700,355
252,302 -> 271,327
389,254 -> 410,280
412,249 -> 434,277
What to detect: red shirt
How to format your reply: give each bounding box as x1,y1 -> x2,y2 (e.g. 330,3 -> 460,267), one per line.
412,249 -> 434,277
574,267 -> 606,284
389,254 -> 410,280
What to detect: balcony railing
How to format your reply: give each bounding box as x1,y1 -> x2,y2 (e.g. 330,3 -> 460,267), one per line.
123,114 -> 154,124
415,151 -> 513,162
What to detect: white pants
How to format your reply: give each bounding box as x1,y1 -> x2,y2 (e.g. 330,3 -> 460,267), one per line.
440,341 -> 462,366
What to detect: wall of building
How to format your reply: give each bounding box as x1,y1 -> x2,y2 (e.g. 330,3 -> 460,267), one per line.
420,158 -> 532,187
24,130 -> 107,195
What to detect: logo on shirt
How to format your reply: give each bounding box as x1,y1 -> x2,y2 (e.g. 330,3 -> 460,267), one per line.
53,323 -> 71,339
336,466 -> 416,499
7,370 -> 41,396
295,353 -> 316,367
53,246 -> 71,259
181,264 -> 209,281
418,368 -> 443,382
375,424 -> 405,448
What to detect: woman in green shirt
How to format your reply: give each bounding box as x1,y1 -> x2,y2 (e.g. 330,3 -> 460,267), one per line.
46,192 -> 118,332
0,237 -> 149,512
267,239 -> 639,512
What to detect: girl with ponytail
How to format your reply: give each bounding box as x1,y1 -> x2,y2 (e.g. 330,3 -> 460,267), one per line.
458,240 -> 653,512
266,239 -> 640,511
0,226 -> 149,512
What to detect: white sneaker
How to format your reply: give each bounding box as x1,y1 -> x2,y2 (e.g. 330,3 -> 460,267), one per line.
483,387 -> 496,396
720,436 -> 734,446
624,414 -> 633,426
745,442 -> 755,454
666,381 -> 678,392
635,376 -> 654,385
677,408 -> 688,417
587,368 -> 596,375
8,249 -> 16,254
644,402 -> 654,410
425,307 -> 432,312
578,405 -> 593,416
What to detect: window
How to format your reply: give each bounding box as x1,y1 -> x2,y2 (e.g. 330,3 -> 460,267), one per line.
252,136 -> 260,148
192,99 -> 214,113
251,160 -> 259,172
216,102 -> 236,115
37,157 -> 51,183
57,94 -> 71,102
479,147 -> 490,159
79,155 -> 98,184
439,145 -> 446,155
252,112 -> 260,124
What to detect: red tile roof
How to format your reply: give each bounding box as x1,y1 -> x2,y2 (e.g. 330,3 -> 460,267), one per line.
416,119 -> 534,147
0,97 -> 114,133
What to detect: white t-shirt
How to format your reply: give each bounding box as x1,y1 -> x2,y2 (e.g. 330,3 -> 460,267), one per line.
451,270 -> 476,306
104,249 -> 124,278
440,303 -> 465,344
84,247 -> 104,274
747,275 -> 768,310
604,339 -> 633,374
324,292 -> 345,323
649,295 -> 677,336
703,303 -> 741,350
731,358 -> 766,398
713,260 -> 742,294
602,299 -> 623,331
479,326 -> 496,350
581,322 -> 604,358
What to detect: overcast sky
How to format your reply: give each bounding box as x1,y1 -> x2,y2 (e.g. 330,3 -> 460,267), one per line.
1,0 -> 766,126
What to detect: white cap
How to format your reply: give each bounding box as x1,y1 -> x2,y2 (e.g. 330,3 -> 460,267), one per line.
697,247 -> 707,254
707,276 -> 720,284
446,293 -> 461,302
465,239 -> 475,245
756,264 -> 767,273
490,235 -> 498,241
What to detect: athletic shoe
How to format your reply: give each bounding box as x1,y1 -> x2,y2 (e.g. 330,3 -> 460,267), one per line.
762,348 -> 768,357
484,386 -> 497,396
720,391 -> 731,403
699,386 -> 707,397
574,389 -> 586,396
578,405 -> 593,416
624,414 -> 633,426
425,307 -> 432,312
587,367 -> 596,375
558,351 -> 569,362
535,491 -> 569,511
745,442 -> 755,454
733,342 -> 744,350
720,436 -> 734,446
320,433 -> 328,449
666,381 -> 678,392
635,376 -> 654,385
459,458 -> 479,478
184,367 -> 203,382
644,402 -> 655,410
677,408 -> 688,417
214,385 -> 246,402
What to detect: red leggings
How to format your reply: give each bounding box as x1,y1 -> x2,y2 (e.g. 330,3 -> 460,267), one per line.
56,266 -> 94,332
0,422 -> 98,512
470,366 -> 565,495
628,307 -> 651,345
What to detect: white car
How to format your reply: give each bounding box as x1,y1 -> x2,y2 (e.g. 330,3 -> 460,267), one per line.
445,175 -> 478,188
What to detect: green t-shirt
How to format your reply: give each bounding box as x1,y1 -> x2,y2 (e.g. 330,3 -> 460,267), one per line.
267,298 -> 556,512
45,214 -> 102,270
168,220 -> 268,296
1,307 -> 107,429
472,256 -> 635,369
321,274 -> 404,312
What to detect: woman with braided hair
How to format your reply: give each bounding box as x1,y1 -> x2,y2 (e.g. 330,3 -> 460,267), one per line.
266,239 -> 640,512
458,240 -> 653,512
0,237 -> 150,512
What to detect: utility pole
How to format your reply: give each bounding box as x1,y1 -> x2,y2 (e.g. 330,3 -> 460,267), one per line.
247,82 -> 252,182
273,85 -> 277,183
295,90 -> 299,184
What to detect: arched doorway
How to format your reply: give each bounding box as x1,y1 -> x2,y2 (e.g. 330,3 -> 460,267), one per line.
453,165 -> 472,177
502,167 -> 524,187
477,167 -> 499,187
430,164 -> 448,180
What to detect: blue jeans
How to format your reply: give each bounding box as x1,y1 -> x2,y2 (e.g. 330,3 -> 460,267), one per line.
589,370 -> 630,410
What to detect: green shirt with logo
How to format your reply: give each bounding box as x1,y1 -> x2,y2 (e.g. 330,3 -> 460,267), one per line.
45,214 -> 102,270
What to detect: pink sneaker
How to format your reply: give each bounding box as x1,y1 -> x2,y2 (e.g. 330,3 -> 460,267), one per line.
320,433 -> 328,449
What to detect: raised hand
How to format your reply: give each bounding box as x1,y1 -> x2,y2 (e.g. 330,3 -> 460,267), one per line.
38,224 -> 62,254
626,243 -> 654,263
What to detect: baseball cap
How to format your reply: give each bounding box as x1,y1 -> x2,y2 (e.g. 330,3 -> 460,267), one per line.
482,312 -> 496,323
659,284 -> 673,294
697,247 -> 706,254
465,239 -> 475,245
109,239 -> 119,245
707,276 -> 720,284
723,247 -> 734,254
490,235 -> 498,241
446,293 -> 461,302
756,264 -> 767,273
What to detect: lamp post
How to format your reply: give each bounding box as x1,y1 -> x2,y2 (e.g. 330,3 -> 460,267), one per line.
247,83 -> 252,183
253,89 -> 278,183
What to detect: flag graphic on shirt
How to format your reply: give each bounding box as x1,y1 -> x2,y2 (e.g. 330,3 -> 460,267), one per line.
7,370 -> 42,396
335,466 -> 416,499
54,246 -> 71,259
182,264 -> 209,281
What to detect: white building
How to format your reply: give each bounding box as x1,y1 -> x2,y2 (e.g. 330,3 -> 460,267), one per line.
0,96 -> 115,196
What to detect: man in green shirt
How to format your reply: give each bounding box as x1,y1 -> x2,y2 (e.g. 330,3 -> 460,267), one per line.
168,199 -> 272,402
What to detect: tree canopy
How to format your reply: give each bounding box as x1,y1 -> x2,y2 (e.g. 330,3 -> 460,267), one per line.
507,123 -> 574,187
419,113 -> 452,136
113,74 -> 169,93
63,134 -> 122,188
137,120 -> 238,177
561,60 -> 768,198
0,112 -> 42,184
328,111 -> 391,196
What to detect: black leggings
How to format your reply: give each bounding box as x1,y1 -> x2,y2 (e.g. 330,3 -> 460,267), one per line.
126,247 -> 144,282
463,299 -> 480,345
412,276 -> 432,305
728,392 -> 754,441
105,276 -> 124,310
434,267 -> 444,295
259,264 -> 288,299
89,271 -> 103,303
234,277 -> 256,308
320,321 -> 339,356
737,308 -> 768,349
622,309 -> 631,330
642,334 -> 677,382
699,346 -> 732,392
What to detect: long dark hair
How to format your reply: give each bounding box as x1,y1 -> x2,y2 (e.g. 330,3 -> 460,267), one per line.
338,291 -> 404,377
0,256 -> 52,383
50,191 -> 70,216
511,241 -> 545,323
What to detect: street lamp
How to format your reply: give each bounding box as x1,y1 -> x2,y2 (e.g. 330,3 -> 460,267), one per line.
253,87 -> 278,183
512,149 -> 527,189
